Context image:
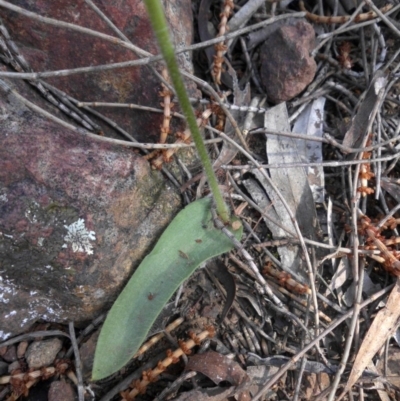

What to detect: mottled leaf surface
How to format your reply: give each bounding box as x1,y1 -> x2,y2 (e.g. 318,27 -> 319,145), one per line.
92,198 -> 242,380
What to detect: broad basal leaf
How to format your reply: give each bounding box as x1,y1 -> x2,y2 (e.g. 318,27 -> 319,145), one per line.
92,198 -> 242,380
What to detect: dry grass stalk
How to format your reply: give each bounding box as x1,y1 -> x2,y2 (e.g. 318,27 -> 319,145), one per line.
213,0 -> 234,84
0,361 -> 70,401
150,108 -> 212,169
262,262 -> 311,295
159,68 -> 174,144
299,1 -> 393,24
132,317 -> 184,359
359,215 -> 400,276
358,135 -> 375,196
337,42 -> 353,69
120,326 -> 215,401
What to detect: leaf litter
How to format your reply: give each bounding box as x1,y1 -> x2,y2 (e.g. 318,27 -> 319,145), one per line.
1,0 -> 400,400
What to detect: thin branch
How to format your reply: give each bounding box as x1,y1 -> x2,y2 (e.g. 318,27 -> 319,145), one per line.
0,78 -> 223,149
68,322 -> 85,401
251,284 -> 394,401
364,0 -> 400,38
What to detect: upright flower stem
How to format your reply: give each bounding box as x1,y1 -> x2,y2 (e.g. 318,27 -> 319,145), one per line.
144,0 -> 231,224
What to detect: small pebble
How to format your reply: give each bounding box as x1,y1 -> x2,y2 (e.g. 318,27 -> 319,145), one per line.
48,380 -> 76,401
25,338 -> 63,369
0,360 -> 9,375
17,341 -> 29,359
8,360 -> 21,373
2,346 -> 17,362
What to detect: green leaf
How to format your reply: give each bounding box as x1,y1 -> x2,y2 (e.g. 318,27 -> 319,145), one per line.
92,198 -> 242,380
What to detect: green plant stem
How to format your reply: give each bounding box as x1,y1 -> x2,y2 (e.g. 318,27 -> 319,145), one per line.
144,0 -> 230,224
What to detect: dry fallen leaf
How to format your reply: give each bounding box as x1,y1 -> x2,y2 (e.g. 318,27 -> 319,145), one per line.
342,70 -> 387,152
304,372 -> 331,399
244,102 -> 320,279
185,350 -> 248,387
171,387 -> 234,401
345,278 -> 400,392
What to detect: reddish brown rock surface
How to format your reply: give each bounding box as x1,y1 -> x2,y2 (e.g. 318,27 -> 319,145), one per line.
0,0 -> 197,338
0,78 -> 181,338
0,0 -> 195,143
259,20 -> 317,104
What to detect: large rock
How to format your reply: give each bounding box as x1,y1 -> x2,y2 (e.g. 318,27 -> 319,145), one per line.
0,0 -> 197,339
0,79 -> 181,338
259,20 -> 317,104
0,0 -> 195,143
